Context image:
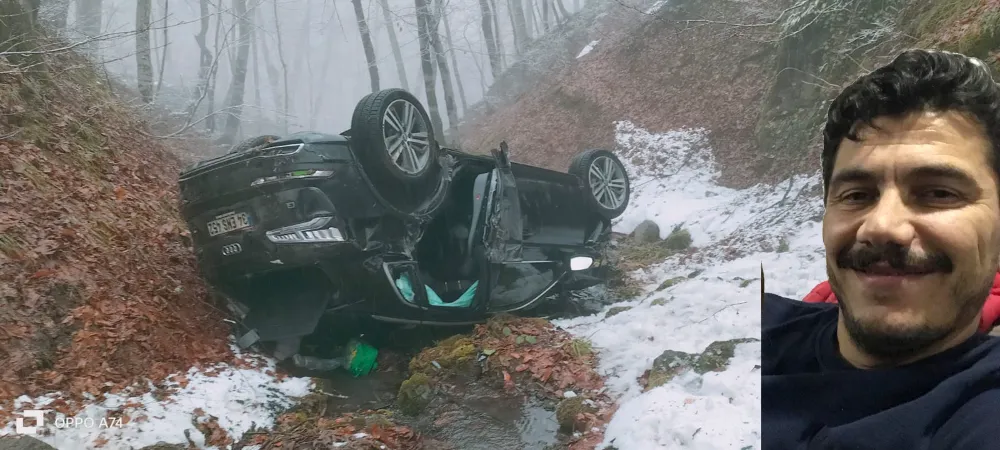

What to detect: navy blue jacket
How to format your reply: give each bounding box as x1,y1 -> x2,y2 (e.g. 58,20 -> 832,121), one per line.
762,293 -> 1000,449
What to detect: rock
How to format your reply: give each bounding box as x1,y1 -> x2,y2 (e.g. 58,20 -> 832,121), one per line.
693,338 -> 759,374
409,335 -> 481,380
687,269 -> 703,278
663,227 -> 692,251
645,349 -> 699,390
605,306 -> 631,318
0,436 -> 57,450
630,220 -> 661,243
650,297 -> 671,307
136,444 -> 187,450
656,276 -> 686,291
397,372 -> 434,415
555,396 -> 597,431
739,278 -> 753,288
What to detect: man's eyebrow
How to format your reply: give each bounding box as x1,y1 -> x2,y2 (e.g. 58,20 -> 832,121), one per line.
829,168 -> 876,188
903,164 -> 977,185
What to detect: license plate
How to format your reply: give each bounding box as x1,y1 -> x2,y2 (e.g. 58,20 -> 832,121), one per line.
207,212 -> 252,236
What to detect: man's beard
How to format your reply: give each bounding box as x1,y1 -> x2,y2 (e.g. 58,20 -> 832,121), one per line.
828,242 -> 991,364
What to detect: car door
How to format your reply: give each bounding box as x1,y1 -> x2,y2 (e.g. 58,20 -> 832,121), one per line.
483,142 -> 523,264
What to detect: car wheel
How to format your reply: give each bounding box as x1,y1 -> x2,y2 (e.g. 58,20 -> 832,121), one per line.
569,149 -> 631,219
227,134 -> 281,155
351,88 -> 441,185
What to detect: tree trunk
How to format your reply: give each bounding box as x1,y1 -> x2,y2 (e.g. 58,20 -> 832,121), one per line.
271,0 -> 290,133
206,0 -> 223,132
135,0 -> 154,103
155,0 -> 169,98
477,0 -> 500,80
75,0 -> 101,56
436,0 -> 466,113
527,0 -> 537,36
414,0 -> 443,137
554,0 -> 569,25
378,0 -> 408,90
541,0 -> 549,33
188,0 -> 212,118
221,0 -> 251,142
256,8 -> 283,129
489,0 -> 505,69
351,0 -> 380,93
250,10 -> 261,112
508,0 -> 527,55
428,0 -> 458,129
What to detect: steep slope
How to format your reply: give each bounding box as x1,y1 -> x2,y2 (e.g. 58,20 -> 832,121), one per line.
459,0 -> 779,188
0,5 -> 231,418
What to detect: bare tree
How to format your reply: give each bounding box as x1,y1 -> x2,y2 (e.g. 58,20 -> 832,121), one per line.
271,0 -> 290,133
250,9 -> 261,111
435,0 -> 465,114
188,0 -> 212,117
135,0 -> 154,103
75,0 -> 102,56
541,0 -> 549,33
155,0 -> 169,97
489,0 -> 505,69
206,0 -> 224,132
415,0 -> 443,136
378,0 -> 408,90
352,0 -> 380,93
477,0 -> 500,80
508,0 -> 528,55
221,0 -> 251,142
257,8 -> 284,130
554,0 -> 569,25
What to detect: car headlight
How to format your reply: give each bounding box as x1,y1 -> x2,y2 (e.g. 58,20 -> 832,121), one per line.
569,256 -> 594,271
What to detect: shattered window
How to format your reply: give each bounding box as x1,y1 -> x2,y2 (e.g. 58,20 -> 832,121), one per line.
490,262 -> 555,307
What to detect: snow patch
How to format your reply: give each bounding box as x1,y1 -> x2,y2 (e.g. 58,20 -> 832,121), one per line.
1,345 -> 313,450
577,40 -> 600,58
644,0 -> 668,14
554,121 -> 828,449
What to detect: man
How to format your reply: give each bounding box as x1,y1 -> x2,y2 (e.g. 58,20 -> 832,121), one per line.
762,49 -> 1000,449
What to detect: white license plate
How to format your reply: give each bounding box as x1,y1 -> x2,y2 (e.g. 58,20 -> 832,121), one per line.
207,212 -> 252,236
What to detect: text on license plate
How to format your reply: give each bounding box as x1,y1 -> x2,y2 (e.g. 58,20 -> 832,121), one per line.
207,212 -> 251,236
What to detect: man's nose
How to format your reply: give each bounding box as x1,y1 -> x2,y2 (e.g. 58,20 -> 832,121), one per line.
856,188 -> 916,246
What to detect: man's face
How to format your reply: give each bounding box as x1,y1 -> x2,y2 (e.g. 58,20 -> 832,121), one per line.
823,110 -> 1000,361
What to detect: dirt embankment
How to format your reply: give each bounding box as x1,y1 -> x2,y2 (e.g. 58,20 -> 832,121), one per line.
0,7 -> 231,419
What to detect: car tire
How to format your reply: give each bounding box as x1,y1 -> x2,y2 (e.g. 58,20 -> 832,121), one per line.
569,149 -> 631,220
227,134 -> 281,155
350,89 -> 441,193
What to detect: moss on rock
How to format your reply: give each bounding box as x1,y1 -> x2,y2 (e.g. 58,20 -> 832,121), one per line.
397,372 -> 434,416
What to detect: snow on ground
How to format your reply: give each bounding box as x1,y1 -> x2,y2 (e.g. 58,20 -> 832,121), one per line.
577,40 -> 600,58
553,121 -> 828,449
0,344 -> 313,449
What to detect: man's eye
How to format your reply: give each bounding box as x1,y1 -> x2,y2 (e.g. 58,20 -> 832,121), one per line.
918,188 -> 961,204
840,190 -> 873,204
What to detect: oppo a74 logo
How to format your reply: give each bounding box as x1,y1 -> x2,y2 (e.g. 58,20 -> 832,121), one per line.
15,409 -> 124,434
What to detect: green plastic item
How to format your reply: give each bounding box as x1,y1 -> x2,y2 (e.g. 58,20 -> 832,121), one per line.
345,338 -> 378,377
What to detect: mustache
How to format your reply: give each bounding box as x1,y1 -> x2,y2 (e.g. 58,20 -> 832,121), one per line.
835,243 -> 953,274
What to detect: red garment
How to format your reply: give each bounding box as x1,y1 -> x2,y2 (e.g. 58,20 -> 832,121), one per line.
802,273 -> 1000,333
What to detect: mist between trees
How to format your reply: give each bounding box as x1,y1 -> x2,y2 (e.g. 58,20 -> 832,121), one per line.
7,0 -> 598,148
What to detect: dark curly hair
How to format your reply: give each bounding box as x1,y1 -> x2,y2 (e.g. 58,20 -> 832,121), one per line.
822,49 -> 1000,197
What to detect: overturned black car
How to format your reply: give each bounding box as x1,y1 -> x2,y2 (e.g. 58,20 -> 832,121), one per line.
177,88 -> 632,359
